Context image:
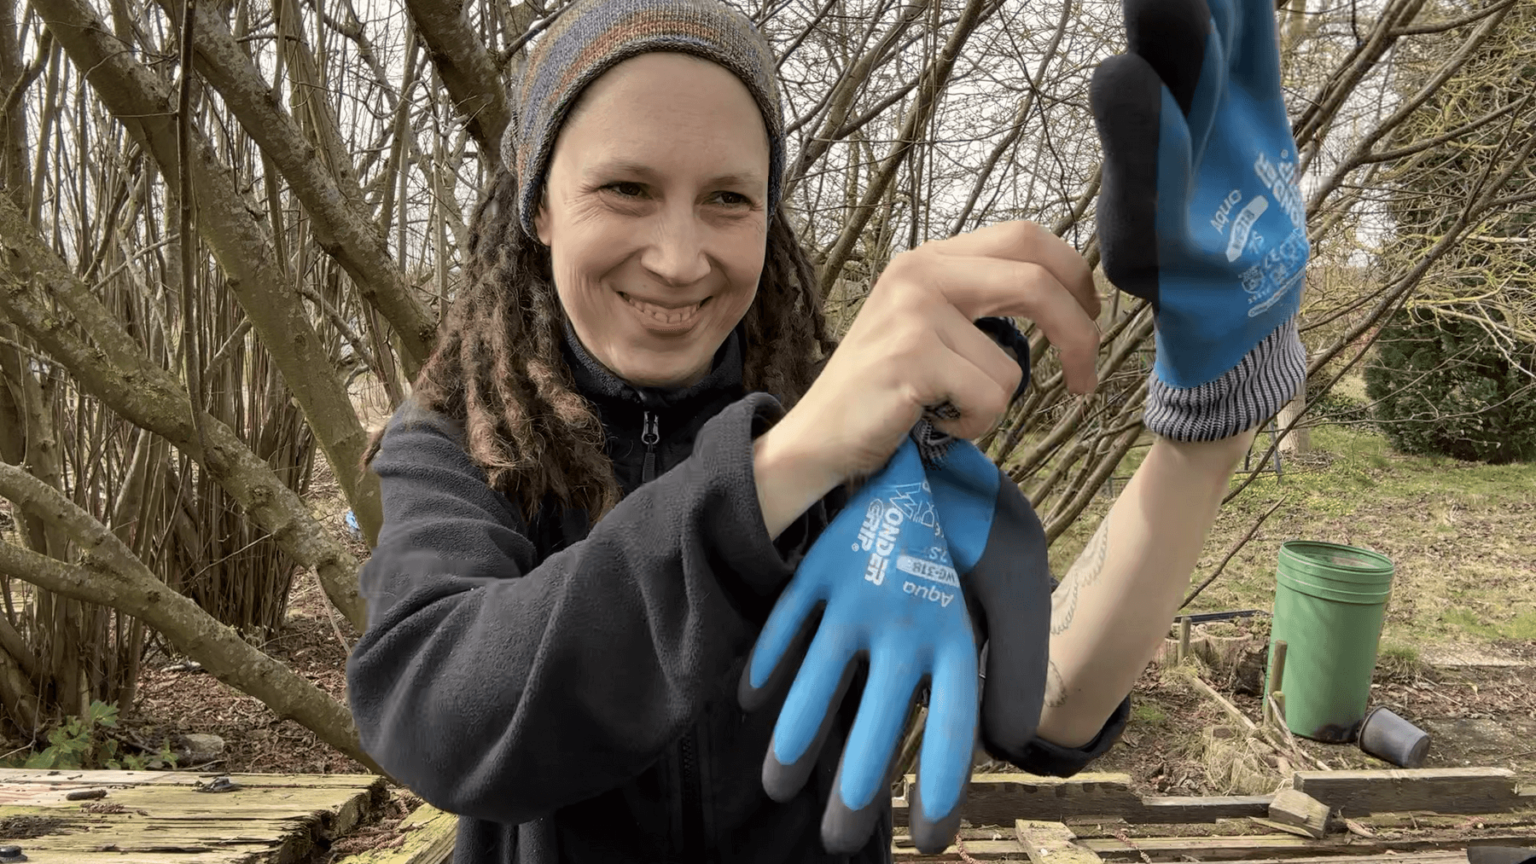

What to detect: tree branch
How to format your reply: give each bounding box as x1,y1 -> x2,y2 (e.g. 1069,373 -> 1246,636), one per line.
0,190 -> 367,630
0,461 -> 385,775
403,0 -> 510,167
36,0 -> 383,546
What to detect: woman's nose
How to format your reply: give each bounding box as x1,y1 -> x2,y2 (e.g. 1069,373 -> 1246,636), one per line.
640,203 -> 711,286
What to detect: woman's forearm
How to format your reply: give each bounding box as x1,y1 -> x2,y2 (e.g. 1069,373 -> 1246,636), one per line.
1034,427 -> 1257,748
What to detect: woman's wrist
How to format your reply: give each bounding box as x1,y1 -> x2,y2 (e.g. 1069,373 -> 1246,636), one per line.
1151,427 -> 1257,487
751,413 -> 844,540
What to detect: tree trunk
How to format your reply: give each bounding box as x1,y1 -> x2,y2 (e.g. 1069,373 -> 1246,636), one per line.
0,462 -> 387,776
1277,378 -> 1310,456
0,190 -> 368,631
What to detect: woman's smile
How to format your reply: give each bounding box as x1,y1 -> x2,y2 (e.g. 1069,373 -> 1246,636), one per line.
618,291 -> 711,333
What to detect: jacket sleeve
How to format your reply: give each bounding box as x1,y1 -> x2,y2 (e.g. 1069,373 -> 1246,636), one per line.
977,574 -> 1132,778
345,393 -> 810,825
992,696 -> 1130,777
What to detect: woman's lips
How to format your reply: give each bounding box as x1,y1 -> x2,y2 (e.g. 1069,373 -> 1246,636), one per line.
619,292 -> 709,330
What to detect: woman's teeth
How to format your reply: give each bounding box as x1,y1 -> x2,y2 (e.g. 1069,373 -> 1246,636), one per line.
622,294 -> 705,324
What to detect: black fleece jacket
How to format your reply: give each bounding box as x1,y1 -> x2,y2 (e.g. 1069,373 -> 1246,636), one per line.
345,325 -> 1128,864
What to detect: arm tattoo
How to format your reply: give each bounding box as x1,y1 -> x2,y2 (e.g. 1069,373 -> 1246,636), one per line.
1050,516 -> 1110,636
1045,659 -> 1069,708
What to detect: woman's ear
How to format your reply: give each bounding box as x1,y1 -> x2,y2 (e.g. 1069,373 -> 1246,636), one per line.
534,194 -> 553,247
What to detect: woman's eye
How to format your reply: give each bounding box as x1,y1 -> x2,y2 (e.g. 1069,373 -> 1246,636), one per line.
606,182 -> 645,198
714,191 -> 751,207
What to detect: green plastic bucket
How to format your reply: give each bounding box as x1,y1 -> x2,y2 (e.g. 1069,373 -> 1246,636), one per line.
1266,541 -> 1395,743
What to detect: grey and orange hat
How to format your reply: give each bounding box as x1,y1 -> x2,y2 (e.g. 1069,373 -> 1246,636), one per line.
502,0 -> 787,240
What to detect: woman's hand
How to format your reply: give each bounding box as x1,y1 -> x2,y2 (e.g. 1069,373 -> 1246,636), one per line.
754,221 -> 1100,537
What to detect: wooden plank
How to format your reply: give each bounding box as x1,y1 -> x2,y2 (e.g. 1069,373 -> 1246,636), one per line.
1187,855 -> 1466,864
1293,768 -> 1520,816
894,773 -> 1144,827
0,768 -> 384,789
895,850 -> 1473,864
334,803 -> 458,864
1269,788 -> 1330,839
0,769 -> 384,862
891,838 -> 1026,860
1081,831 -> 1536,861
1017,819 -> 1102,864
893,789 -> 1272,827
1140,795 -> 1273,822
0,848 -> 269,863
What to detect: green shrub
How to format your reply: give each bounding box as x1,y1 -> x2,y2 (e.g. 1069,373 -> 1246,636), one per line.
1364,309 -> 1536,463
13,701 -> 178,771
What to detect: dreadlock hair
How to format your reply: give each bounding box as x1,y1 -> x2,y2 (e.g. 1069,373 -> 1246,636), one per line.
363,165 -> 837,524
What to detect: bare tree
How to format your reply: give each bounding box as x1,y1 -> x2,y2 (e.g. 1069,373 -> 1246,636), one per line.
0,0 -> 1526,766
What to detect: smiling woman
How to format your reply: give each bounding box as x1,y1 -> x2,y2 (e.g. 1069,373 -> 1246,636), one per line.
535,52 -> 772,389
340,0 -> 1297,861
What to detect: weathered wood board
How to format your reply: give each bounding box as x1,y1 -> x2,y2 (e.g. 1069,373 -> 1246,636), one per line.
332,803 -> 457,864
1293,768 -> 1521,816
1017,819 -> 1103,864
891,773 -> 1272,826
0,768 -> 386,863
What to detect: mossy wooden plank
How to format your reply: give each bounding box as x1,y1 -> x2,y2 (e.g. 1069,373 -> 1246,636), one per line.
891,838 -> 1026,859
0,768 -> 383,789
1017,819 -> 1102,864
333,803 -> 458,864
893,791 -> 1272,827
1080,830 -> 1536,861
0,811 -> 317,861
894,773 -> 1143,827
1293,768 -> 1519,816
0,769 -> 385,862
0,852 -> 264,863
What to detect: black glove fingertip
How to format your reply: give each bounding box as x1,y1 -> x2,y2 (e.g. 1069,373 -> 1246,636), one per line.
974,317 -> 1032,401
1090,52 -> 1164,306
762,659 -> 858,803
908,771 -> 970,855
1123,0 -> 1213,117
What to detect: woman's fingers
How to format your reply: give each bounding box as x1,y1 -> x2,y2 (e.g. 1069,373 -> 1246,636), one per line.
935,221 -> 1100,321
916,253 -> 1100,395
923,307 -> 1020,440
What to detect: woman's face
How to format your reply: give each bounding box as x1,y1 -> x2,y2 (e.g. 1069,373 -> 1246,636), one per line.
536,52 -> 771,389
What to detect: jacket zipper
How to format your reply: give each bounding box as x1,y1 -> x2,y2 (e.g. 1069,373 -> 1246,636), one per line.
678,727 -> 704,859
641,411 -> 660,484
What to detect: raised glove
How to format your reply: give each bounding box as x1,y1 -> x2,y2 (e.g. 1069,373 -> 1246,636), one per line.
1091,0 -> 1310,441
922,429 -> 1053,769
740,435 -> 977,855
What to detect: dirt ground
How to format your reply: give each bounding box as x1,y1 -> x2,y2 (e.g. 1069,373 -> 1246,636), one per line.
1085,622 -> 1536,798
8,401 -> 1532,858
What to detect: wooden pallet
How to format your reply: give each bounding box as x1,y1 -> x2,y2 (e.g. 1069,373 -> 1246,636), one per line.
0,768 -> 387,863
891,768 -> 1536,863
891,768 -> 1533,827
330,802 -> 456,864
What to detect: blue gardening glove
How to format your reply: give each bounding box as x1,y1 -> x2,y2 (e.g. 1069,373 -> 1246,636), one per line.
739,318 -> 1044,856
740,435 -> 977,855
1091,0 -> 1310,441
922,430 -> 1053,767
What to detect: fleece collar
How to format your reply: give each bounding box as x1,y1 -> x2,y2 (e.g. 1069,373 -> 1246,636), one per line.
560,318 -> 745,414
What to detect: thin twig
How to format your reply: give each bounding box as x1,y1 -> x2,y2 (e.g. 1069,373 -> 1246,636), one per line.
315,568 -> 351,654
1181,497 -> 1287,609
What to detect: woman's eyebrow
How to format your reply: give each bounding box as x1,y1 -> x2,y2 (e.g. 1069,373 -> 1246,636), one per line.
585,160 -> 763,188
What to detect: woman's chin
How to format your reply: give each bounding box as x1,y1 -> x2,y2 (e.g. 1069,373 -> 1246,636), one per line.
612,353 -> 711,389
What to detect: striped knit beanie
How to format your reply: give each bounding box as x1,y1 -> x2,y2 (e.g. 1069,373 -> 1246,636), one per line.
503,0 -> 786,241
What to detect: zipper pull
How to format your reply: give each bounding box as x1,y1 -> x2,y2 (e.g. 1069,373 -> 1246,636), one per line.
641,411 -> 660,483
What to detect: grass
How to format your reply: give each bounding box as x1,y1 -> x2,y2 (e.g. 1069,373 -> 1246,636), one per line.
1046,383 -> 1536,653
1131,702 -> 1169,727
